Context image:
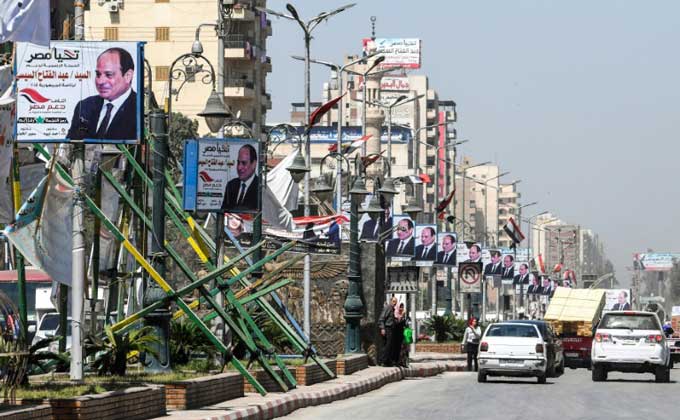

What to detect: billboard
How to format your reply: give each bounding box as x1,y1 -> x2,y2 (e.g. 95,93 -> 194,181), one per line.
604,289 -> 632,311
381,91 -> 416,126
183,138 -> 260,213
434,232 -> 457,266
381,76 -> 410,91
363,38 -> 421,69
634,253 -> 680,272
385,215 -> 416,259
15,41 -> 143,144
414,224 -> 437,263
268,126 -> 413,143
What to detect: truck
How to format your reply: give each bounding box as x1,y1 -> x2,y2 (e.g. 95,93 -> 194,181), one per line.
544,287 -> 606,369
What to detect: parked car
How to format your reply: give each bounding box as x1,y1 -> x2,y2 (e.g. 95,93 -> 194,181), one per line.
477,320 -> 564,384
32,312 -> 71,352
591,311 -> 671,382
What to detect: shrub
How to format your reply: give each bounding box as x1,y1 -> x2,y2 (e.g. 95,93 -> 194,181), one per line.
422,315 -> 467,343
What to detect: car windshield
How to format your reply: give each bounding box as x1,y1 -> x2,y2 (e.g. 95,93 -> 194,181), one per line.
599,314 -> 660,330
486,324 -> 538,338
39,314 -> 59,331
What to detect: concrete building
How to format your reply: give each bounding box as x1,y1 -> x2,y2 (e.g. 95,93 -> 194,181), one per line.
544,224 -> 581,281
84,0 -> 272,136
497,183 -> 521,248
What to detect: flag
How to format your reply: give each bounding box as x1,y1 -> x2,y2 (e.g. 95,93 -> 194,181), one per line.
552,263 -> 563,273
403,175 -> 423,185
328,135 -> 371,155
537,253 -> 546,274
503,217 -> 525,245
436,189 -> 455,214
361,150 -> 384,168
0,0 -> 51,47
418,173 -> 432,184
305,93 -> 346,134
0,65 -> 14,185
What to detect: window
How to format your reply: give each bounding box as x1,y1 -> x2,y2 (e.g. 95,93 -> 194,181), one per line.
104,27 -> 118,41
155,0 -> 169,2
155,27 -> 170,42
155,66 -> 169,81
486,324 -> 538,338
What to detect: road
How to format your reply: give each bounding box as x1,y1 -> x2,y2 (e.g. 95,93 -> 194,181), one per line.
280,368 -> 679,420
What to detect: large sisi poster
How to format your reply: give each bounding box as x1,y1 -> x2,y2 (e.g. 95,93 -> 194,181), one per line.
183,138 -> 261,213
15,41 -> 143,143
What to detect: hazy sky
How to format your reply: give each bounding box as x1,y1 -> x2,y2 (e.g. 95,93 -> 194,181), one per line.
265,0 -> 680,283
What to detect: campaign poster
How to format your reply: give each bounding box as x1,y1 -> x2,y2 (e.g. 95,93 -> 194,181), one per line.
358,194 -> 393,243
604,289 -> 632,311
15,41 -> 143,144
183,138 -> 260,213
414,224 -> 437,263
435,232 -> 457,266
385,215 -> 415,259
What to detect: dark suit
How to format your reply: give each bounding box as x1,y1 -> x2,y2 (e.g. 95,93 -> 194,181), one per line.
527,285 -> 543,294
360,217 -> 392,241
221,175 -> 259,212
611,302 -> 631,311
385,237 -> 415,257
513,273 -> 530,285
484,262 -> 503,277
414,244 -> 437,261
436,250 -> 456,266
501,266 -> 515,279
67,92 -> 137,140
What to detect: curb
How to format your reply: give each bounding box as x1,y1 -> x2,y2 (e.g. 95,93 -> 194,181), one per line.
209,362 -> 464,420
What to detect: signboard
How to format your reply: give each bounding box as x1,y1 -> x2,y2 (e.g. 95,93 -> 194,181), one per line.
385,215 -> 416,259
363,38 -> 421,69
381,91 -> 416,126
604,289 -> 632,311
634,253 -> 680,272
262,235 -> 340,255
269,126 -> 412,143
386,266 -> 419,293
434,232 -> 457,266
183,138 -> 260,213
15,41 -> 143,144
381,76 -> 410,91
458,262 -> 482,293
414,224 -> 437,262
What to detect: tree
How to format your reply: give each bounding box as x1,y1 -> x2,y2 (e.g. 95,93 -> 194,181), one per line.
167,112 -> 199,177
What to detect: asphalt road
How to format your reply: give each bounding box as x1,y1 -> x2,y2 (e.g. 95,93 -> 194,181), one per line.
280,368 -> 679,420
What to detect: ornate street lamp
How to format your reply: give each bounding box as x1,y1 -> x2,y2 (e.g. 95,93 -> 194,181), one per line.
403,197 -> 423,220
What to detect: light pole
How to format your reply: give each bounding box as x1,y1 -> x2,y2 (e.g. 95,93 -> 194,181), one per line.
482,171 -> 509,247
515,201 -> 537,317
291,52 -> 380,212
365,95 -> 424,177
460,161 -> 491,241
262,2 -> 356,341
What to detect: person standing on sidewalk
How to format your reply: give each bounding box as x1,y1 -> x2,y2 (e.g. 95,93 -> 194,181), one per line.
462,317 -> 482,371
378,296 -> 398,366
392,302 -> 406,366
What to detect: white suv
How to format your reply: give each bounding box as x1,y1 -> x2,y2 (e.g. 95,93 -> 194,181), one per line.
591,311 -> 671,382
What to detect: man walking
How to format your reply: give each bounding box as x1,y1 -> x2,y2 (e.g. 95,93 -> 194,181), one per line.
378,296 -> 398,366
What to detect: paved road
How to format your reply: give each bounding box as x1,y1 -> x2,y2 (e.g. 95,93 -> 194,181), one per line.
280,368 -> 679,420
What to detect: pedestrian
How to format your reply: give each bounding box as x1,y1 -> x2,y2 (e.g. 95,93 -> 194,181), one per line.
378,296 -> 398,366
462,317 -> 482,372
398,303 -> 412,367
392,302 -> 407,366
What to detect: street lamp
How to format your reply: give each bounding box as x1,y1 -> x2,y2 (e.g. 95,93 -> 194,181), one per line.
514,201 -> 537,317
482,171 -> 509,247
291,51 -> 380,212
459,161 -> 491,241
262,2 -> 356,341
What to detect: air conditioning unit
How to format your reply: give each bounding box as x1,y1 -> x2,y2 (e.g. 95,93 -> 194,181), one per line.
106,3 -> 119,12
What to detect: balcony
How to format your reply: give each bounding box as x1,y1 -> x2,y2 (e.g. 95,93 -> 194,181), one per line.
231,4 -> 255,20
224,35 -> 255,60
426,108 -> 437,121
224,78 -> 254,99
263,56 -> 272,73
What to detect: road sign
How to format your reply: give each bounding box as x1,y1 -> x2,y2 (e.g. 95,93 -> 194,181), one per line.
459,262 -> 482,293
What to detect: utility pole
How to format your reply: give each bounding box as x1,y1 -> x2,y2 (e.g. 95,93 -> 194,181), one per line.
70,0 -> 85,381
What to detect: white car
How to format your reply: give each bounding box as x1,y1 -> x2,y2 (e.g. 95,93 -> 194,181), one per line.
591,311 -> 671,382
477,321 -> 564,384
32,313 -> 71,352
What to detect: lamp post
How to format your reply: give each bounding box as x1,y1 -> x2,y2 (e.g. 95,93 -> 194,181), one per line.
144,37 -> 229,373
291,52 -> 380,212
365,95 -> 424,177
515,201 -> 537,317
263,2 -> 355,341
482,171 -> 509,247
460,161 -> 491,241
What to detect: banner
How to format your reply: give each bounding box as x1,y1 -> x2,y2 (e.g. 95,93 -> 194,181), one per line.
414,224 -> 437,264
183,138 -> 261,213
0,64 -> 13,183
0,163 -> 45,224
385,215 -> 416,259
363,38 -> 421,69
604,289 -> 632,311
434,232 -> 457,266
15,41 -> 143,144
634,253 -> 680,272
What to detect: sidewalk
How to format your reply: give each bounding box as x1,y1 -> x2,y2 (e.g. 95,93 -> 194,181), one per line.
152,355 -> 466,420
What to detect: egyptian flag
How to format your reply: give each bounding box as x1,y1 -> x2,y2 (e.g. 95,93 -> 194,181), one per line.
537,253 -> 546,274
305,93 -> 346,135
436,189 -> 455,214
503,217 -> 525,246
328,135 -> 371,154
552,263 -> 563,273
361,150 -> 385,168
419,173 -> 432,184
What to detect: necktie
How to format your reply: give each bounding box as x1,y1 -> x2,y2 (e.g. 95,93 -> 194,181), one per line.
373,221 -> 380,238
397,241 -> 404,254
237,182 -> 247,205
422,246 -> 428,258
96,103 -> 114,138
444,253 -> 449,264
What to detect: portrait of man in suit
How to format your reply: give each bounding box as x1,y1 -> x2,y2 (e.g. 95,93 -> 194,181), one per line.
501,254 -> 515,279
435,234 -> 457,266
513,263 -> 530,285
611,290 -> 631,311
527,275 -> 542,294
465,244 -> 482,263
221,144 -> 259,212
415,226 -> 437,261
484,250 -> 503,277
541,277 -> 553,296
385,218 -> 415,257
360,199 -> 392,242
67,47 -> 137,141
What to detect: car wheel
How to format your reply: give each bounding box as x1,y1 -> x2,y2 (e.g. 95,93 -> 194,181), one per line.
655,366 -> 670,383
592,364 -> 607,382
477,370 -> 487,383
537,373 -> 547,384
